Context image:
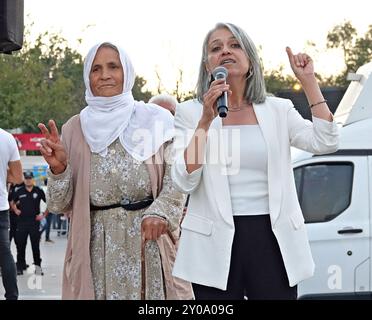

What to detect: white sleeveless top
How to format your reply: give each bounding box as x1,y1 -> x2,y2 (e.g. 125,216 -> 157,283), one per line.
223,125 -> 269,216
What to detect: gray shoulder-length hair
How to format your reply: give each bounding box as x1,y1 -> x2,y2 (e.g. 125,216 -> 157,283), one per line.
196,22 -> 266,104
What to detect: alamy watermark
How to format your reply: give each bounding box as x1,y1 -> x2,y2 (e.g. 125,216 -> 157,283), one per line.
133,121 -> 242,175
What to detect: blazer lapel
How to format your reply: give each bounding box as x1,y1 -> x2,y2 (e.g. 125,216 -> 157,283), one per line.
253,102 -> 282,226
205,117 -> 234,225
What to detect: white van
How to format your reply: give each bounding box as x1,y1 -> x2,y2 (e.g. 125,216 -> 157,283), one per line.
296,62 -> 372,299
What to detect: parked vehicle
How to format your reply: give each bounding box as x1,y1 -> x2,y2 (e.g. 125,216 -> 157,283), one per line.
296,62 -> 372,299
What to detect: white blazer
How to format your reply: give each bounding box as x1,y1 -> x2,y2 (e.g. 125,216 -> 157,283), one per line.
171,97 -> 339,290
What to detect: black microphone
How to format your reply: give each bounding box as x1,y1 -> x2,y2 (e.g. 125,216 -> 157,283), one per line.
212,66 -> 229,118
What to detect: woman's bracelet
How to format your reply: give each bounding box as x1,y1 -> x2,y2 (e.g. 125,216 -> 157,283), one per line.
309,99 -> 327,109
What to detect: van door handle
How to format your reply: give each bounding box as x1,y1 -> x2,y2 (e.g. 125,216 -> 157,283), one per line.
338,228 -> 363,234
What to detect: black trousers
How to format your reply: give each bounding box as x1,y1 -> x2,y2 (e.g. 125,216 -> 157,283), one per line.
193,215 -> 297,300
16,221 -> 42,269
0,210 -> 18,300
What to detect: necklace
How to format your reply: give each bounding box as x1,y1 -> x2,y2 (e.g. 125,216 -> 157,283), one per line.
229,102 -> 252,112
229,106 -> 243,112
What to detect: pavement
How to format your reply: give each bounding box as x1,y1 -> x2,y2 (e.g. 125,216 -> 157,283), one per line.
0,231 -> 67,300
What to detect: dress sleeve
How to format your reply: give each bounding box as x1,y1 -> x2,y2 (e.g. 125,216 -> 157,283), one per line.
142,143 -> 186,232
46,164 -> 73,213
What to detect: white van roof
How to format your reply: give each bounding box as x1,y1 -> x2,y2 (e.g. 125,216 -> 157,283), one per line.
334,61 -> 372,126
338,117 -> 372,150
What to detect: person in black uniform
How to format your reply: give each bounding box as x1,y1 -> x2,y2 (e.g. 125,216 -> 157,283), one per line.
7,183 -> 22,245
10,172 -> 47,276
7,183 -> 29,272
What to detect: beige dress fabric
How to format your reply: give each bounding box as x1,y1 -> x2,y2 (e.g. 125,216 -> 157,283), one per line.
47,115 -> 192,300
48,138 -> 185,300
90,139 -> 173,300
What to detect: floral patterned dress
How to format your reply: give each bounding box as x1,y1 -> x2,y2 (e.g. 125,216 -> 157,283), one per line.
47,139 -> 185,300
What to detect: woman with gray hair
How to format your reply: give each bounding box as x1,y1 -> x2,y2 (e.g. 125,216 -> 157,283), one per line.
171,22 -> 338,299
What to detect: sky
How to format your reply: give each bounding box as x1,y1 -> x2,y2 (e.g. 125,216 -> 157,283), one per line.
24,0 -> 372,93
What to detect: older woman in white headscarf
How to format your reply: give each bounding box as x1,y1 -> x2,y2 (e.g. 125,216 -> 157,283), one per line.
38,42 -> 189,300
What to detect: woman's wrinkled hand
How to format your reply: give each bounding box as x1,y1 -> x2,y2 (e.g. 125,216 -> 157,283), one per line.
38,120 -> 67,174
141,216 -> 168,241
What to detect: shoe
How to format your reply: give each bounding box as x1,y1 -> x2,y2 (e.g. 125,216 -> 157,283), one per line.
17,269 -> 23,276
23,264 -> 29,270
45,239 -> 54,243
34,265 -> 44,276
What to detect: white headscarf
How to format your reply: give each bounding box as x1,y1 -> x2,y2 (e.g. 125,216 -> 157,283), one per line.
80,42 -> 174,161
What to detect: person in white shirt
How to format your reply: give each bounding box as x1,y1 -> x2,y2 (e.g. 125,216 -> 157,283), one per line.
171,22 -> 339,299
0,128 -> 23,300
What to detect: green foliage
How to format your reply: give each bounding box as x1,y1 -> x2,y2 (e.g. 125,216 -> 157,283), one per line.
176,90 -> 195,103
326,21 -> 372,86
155,69 -> 195,103
0,29 -> 84,132
171,70 -> 195,102
327,21 -> 357,61
132,75 -> 152,102
0,27 -> 160,132
264,65 -> 297,95
350,25 -> 372,70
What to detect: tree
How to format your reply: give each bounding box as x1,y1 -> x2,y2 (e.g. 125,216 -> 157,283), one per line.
326,21 -> 372,86
0,27 -> 157,131
154,68 -> 194,103
327,21 -> 357,70
171,69 -> 194,102
132,75 -> 152,102
264,66 -> 297,95
349,25 -> 372,71
0,29 -> 84,132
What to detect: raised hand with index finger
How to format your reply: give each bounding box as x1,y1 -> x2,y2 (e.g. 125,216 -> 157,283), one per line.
38,119 -> 67,174
286,46 -> 315,82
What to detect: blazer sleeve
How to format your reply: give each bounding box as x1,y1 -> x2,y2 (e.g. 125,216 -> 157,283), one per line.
287,102 -> 339,154
171,102 -> 204,194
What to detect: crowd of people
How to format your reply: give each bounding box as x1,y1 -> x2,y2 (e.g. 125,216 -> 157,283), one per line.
0,22 -> 338,300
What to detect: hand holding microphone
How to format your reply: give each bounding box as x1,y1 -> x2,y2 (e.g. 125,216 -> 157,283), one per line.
212,66 -> 229,117
201,66 -> 230,124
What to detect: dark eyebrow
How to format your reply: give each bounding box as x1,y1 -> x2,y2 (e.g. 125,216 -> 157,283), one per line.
91,63 -> 101,70
91,61 -> 120,70
107,61 -> 120,66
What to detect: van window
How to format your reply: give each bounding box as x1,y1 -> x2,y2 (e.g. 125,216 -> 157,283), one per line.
294,162 -> 353,223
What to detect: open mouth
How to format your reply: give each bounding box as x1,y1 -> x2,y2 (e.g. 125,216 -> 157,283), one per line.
220,59 -> 235,65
